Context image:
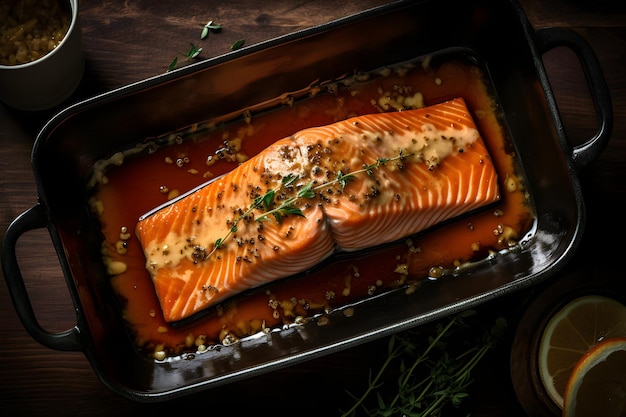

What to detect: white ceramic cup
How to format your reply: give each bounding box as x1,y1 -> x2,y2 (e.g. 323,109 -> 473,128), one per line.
0,0 -> 84,111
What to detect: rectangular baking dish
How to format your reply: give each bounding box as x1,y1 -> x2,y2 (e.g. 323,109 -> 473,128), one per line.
1,0 -> 612,401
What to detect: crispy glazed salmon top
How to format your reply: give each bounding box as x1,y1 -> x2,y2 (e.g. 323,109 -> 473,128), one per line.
136,98 -> 500,322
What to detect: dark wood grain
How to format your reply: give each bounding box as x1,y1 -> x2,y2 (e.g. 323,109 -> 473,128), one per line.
1,1 -> 625,416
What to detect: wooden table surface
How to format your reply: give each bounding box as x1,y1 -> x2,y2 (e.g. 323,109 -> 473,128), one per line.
1,1 -> 625,415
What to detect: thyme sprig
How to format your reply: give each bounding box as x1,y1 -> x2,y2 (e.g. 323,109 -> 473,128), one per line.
340,310 -> 507,417
206,149 -> 410,259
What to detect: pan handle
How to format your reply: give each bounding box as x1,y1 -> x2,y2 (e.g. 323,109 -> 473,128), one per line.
1,204 -> 83,351
534,26 -> 613,170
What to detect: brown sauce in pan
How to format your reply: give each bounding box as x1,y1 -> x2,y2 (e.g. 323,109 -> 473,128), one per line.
89,55 -> 534,359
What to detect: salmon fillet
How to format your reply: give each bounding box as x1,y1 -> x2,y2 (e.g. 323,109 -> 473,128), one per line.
136,98 -> 500,322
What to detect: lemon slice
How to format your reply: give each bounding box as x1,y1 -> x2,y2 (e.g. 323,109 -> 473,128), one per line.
537,295 -> 626,408
562,337 -> 626,417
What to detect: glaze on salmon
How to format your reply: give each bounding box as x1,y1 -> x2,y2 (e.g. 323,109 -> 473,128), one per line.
136,98 -> 500,322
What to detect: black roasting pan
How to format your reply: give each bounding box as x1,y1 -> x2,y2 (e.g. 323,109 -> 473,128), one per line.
1,0 -> 612,401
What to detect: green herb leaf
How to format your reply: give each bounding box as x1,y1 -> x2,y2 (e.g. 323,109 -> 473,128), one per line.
187,43 -> 202,59
201,20 -> 222,39
167,56 -> 178,72
282,205 -> 305,217
297,182 -> 315,199
271,211 -> 283,223
231,39 -> 245,50
262,190 -> 275,211
336,171 -> 355,190
282,174 -> 299,187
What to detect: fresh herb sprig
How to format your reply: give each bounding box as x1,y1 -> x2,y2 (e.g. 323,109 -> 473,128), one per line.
254,174 -> 314,223
256,148 -> 410,223
210,173 -> 307,252
206,149 -> 410,259
167,19 -> 245,71
340,310 -> 507,417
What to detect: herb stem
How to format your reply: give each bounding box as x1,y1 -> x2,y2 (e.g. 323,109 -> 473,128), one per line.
341,312 -> 506,417
388,317 -> 459,410
419,391 -> 448,417
454,343 -> 491,382
340,340 -> 404,417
